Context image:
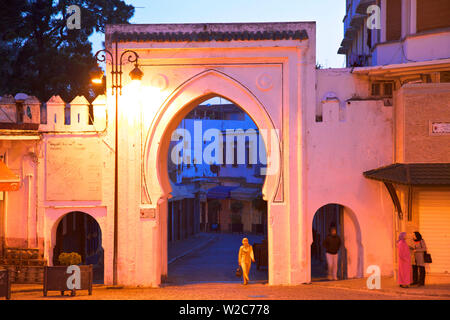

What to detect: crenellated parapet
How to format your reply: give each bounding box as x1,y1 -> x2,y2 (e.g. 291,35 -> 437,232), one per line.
0,93 -> 107,133
40,95 -> 107,132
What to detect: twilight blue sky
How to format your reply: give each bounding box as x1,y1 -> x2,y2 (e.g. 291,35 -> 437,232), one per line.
90,0 -> 346,68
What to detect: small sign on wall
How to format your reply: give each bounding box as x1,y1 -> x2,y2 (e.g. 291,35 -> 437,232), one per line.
430,122 -> 450,135
140,208 -> 156,219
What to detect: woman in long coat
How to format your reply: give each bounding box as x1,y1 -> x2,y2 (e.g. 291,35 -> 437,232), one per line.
238,238 -> 255,285
411,231 -> 427,286
397,232 -> 412,288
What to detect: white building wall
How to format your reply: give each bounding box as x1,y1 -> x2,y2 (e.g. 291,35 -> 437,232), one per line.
307,68 -> 396,278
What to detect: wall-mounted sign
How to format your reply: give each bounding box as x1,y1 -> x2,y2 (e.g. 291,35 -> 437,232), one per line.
46,138 -> 102,201
140,208 -> 156,219
431,122 -> 450,134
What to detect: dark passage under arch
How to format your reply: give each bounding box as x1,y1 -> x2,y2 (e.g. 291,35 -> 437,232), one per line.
53,211 -> 104,284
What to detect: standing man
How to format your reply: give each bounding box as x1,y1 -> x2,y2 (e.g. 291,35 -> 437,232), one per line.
323,225 -> 341,280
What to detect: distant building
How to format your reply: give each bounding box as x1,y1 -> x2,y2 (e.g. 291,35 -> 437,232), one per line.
339,0 -> 450,67
0,93 -> 106,282
167,102 -> 266,239
338,0 -> 450,277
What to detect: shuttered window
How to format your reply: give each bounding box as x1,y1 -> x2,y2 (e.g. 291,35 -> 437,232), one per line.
417,0 -> 450,33
386,0 -> 402,41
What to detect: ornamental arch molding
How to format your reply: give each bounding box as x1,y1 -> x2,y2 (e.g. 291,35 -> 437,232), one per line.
143,69 -> 282,207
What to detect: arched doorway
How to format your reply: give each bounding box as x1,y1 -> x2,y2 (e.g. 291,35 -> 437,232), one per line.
53,211 -> 104,283
311,204 -> 363,281
165,96 -> 269,284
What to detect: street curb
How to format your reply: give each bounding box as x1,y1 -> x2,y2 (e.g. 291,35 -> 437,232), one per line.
311,283 -> 450,298
168,234 -> 218,265
11,284 -> 107,294
11,287 -> 43,294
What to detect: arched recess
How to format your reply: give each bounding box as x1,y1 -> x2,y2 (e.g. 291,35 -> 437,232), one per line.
51,211 -> 104,283
310,203 -> 363,280
143,69 -> 281,207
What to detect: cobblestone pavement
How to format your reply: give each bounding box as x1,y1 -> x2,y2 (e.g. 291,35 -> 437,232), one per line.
7,233 -> 450,300
311,276 -> 450,298
167,233 -> 267,284
168,232 -> 217,263
9,282 -> 448,300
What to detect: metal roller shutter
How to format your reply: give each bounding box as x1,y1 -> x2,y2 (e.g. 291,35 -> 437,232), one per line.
417,189 -> 450,274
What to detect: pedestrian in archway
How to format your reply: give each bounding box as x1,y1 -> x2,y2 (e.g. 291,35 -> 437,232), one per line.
397,232 -> 412,288
411,231 -> 427,286
238,238 -> 255,285
323,225 -> 341,280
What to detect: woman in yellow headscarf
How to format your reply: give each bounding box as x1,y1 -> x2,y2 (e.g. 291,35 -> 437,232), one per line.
238,238 -> 255,285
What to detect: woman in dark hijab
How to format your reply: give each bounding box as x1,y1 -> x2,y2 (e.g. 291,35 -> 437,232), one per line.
411,231 -> 427,286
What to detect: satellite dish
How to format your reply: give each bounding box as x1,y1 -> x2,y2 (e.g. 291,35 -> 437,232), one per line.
14,93 -> 29,101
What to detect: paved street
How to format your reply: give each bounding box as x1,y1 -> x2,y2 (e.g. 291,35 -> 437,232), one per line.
166,233 -> 268,284
9,282 -> 448,300
5,233 -> 450,300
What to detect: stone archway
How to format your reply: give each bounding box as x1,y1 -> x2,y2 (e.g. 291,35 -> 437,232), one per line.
143,69 -> 282,283
144,69 -> 281,205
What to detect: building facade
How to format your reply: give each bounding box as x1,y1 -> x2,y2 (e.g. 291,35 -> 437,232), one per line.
168,102 -> 266,235
0,18 -> 449,286
339,0 -> 450,278
339,0 -> 450,67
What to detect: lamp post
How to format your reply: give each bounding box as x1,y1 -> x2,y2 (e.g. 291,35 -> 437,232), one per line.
92,42 -> 143,285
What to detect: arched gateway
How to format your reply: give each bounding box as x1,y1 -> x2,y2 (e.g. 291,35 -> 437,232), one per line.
106,22 -> 317,286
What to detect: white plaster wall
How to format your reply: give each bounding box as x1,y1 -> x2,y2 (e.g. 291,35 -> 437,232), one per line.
307,68 -> 395,278
0,140 -> 39,248
37,133 -> 115,285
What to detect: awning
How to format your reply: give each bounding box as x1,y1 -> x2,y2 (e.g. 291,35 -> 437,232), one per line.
230,187 -> 262,201
0,161 -> 20,191
352,58 -> 450,79
169,183 -> 196,201
206,185 -> 239,199
363,163 -> 450,186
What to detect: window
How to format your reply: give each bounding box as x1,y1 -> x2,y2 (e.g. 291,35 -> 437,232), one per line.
417,0 -> 450,33
222,137 -> 227,167
440,71 -> 450,83
371,81 -> 394,97
371,83 -> 381,96
383,82 -> 393,96
232,143 -> 238,167
245,141 -> 252,168
386,0 -> 402,41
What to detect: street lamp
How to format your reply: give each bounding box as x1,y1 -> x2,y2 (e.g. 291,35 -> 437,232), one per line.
92,42 -> 143,286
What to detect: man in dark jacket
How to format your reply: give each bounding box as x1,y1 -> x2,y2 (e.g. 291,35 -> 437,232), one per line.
323,225 -> 341,280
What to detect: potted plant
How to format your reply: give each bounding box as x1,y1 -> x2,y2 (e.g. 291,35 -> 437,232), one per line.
230,201 -> 244,233
43,252 -> 93,297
